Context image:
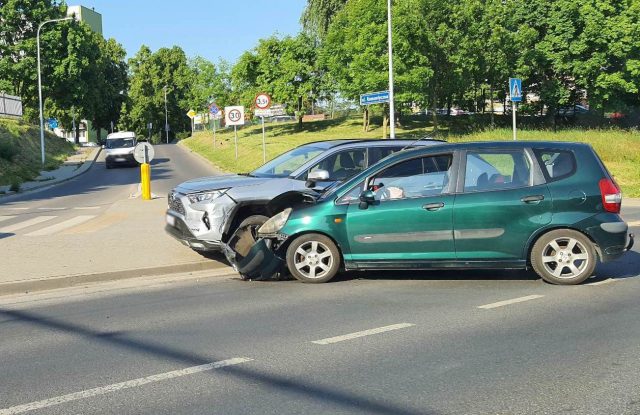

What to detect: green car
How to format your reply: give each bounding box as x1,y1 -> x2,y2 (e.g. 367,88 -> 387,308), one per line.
225,141 -> 634,285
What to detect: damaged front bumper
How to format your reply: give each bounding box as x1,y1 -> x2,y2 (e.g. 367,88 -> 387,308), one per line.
222,239 -> 285,280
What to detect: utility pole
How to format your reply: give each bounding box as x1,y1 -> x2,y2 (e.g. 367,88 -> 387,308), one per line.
387,0 -> 396,139
37,16 -> 74,166
163,85 -> 169,144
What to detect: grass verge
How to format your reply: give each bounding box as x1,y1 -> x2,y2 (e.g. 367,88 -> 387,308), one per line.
0,118 -> 76,188
181,116 -> 640,197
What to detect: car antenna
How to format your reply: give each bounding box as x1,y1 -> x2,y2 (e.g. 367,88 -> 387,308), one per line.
400,135 -> 441,151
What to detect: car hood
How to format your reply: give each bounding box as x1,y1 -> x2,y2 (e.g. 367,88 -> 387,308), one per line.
176,174 -> 285,194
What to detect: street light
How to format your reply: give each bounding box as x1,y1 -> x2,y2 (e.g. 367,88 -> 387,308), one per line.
163,85 -> 169,144
37,16 -> 74,166
387,0 -> 396,139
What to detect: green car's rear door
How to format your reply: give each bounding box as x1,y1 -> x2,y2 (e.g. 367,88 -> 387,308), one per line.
344,153 -> 457,262
453,148 -> 552,260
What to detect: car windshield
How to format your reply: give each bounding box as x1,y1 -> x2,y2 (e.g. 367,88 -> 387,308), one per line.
106,138 -> 135,149
251,145 -> 324,178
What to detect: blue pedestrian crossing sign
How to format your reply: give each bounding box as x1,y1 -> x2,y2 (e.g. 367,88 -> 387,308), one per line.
509,78 -> 522,102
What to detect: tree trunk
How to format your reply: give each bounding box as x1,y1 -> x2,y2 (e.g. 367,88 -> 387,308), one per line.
489,85 -> 495,129
363,107 -> 369,132
382,104 -> 389,139
74,123 -> 80,145
95,126 -> 101,144
432,100 -> 439,131
297,96 -> 303,129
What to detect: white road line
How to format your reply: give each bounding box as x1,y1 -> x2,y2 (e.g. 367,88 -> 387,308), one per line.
311,323 -> 416,345
25,215 -> 95,236
37,207 -> 65,210
0,216 -> 16,223
0,357 -> 252,415
5,207 -> 28,210
73,206 -> 101,210
628,220 -> 640,227
0,216 -> 56,233
478,294 -> 545,310
587,278 -> 618,286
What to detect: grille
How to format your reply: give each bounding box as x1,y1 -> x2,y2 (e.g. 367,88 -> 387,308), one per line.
168,192 -> 185,215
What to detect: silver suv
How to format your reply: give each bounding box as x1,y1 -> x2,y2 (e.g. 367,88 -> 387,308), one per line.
165,139 -> 442,251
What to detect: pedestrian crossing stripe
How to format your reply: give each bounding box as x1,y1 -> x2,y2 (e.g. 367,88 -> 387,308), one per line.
25,215 -> 96,237
0,216 -> 56,233
0,215 -> 16,223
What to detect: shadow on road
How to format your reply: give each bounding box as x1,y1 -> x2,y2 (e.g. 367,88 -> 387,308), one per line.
0,308 -> 437,415
594,250 -> 640,280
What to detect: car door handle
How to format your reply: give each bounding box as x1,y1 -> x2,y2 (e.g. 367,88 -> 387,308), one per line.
423,202 -> 445,211
521,195 -> 545,203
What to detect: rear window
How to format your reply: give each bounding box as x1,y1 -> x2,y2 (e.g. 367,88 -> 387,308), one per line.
533,149 -> 576,182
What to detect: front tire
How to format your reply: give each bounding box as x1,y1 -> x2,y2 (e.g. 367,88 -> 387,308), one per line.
286,233 -> 340,283
530,229 -> 596,285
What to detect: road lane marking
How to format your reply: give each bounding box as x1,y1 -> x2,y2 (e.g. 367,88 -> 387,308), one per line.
0,357 -> 252,415
73,206 -> 101,210
478,295 -> 545,309
5,207 -> 28,210
311,323 -> 416,345
0,216 -> 16,223
25,215 -> 96,236
628,220 -> 640,227
37,207 -> 66,210
587,278 -> 618,286
0,216 -> 56,233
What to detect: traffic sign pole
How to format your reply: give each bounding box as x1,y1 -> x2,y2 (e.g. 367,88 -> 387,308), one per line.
512,102 -> 517,141
234,126 -> 238,159
261,116 -> 266,163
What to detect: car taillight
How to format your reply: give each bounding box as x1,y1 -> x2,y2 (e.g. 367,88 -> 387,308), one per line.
599,178 -> 621,213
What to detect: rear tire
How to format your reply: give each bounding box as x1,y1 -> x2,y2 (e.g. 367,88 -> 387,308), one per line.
286,233 -> 340,283
530,229 -> 596,285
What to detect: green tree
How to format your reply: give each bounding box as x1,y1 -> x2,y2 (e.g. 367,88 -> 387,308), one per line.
122,45 -> 194,141
301,0 -> 348,40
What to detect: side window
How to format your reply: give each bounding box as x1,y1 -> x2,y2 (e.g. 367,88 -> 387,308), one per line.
309,149 -> 366,181
464,150 -> 532,192
336,180 -> 365,204
533,149 -> 576,182
369,154 -> 453,201
367,147 -> 403,167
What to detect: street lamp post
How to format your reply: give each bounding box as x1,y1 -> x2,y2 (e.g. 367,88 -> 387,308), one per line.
163,85 -> 169,144
387,0 -> 396,139
37,16 -> 74,166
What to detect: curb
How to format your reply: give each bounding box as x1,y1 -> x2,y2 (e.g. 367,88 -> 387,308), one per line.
0,261 -> 232,296
0,147 -> 101,201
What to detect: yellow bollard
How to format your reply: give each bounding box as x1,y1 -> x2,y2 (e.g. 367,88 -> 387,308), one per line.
141,163 -> 151,200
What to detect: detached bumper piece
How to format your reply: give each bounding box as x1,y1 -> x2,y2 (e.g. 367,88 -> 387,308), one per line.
223,238 -> 284,281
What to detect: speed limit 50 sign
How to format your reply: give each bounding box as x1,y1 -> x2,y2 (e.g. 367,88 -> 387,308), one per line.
224,106 -> 245,126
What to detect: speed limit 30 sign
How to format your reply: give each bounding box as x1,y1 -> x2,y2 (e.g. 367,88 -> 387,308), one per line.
254,93 -> 271,110
224,106 -> 245,126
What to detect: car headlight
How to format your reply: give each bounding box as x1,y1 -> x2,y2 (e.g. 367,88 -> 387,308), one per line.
258,208 -> 292,235
187,189 -> 229,204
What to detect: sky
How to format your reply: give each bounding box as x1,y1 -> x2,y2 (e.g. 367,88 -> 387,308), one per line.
73,0 -> 307,64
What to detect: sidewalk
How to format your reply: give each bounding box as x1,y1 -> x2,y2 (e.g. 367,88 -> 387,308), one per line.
0,146 -> 101,197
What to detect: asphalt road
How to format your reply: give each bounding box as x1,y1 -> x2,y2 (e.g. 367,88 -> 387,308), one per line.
0,234 -> 638,415
0,143 -> 225,285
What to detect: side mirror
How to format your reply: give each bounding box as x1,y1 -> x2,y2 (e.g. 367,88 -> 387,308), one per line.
358,190 -> 375,209
305,169 -> 330,188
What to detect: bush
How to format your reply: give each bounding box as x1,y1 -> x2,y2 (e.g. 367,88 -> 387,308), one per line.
0,140 -> 18,161
9,181 -> 20,192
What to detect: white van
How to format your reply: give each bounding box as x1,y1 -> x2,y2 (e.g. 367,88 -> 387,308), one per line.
104,132 -> 137,169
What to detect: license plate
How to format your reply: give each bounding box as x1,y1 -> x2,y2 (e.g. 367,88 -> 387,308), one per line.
115,157 -> 126,162
166,214 -> 176,227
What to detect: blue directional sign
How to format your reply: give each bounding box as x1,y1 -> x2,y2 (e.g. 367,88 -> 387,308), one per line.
209,103 -> 220,115
509,78 -> 522,102
47,118 -> 58,129
360,91 -> 390,106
